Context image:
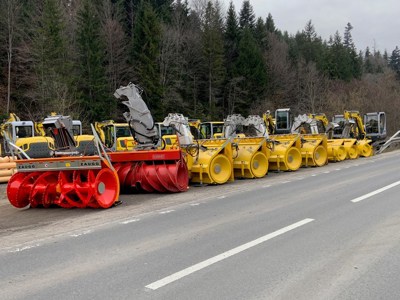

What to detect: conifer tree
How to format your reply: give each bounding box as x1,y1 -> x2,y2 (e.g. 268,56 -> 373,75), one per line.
235,27 -> 267,114
31,0 -> 75,116
201,1 -> 226,118
296,20 -> 324,67
343,22 -> 354,48
131,0 -> 163,118
343,22 -> 362,79
324,30 -> 360,81
266,13 -> 275,33
254,17 -> 267,50
389,46 -> 400,78
76,0 -> 110,122
364,47 -> 374,73
224,1 -> 239,77
239,0 -> 255,30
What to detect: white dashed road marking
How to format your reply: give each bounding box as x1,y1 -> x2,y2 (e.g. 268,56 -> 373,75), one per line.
146,218 -> 315,290
351,180 -> 400,203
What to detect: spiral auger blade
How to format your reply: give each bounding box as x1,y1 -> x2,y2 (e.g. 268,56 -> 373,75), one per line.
167,160 -> 189,192
7,172 -> 41,209
73,170 -> 97,208
113,163 -> 130,187
137,162 -> 158,192
142,162 -> 168,192
8,157 -> 120,209
106,150 -> 189,194
151,160 -> 189,192
58,171 -> 75,208
113,159 -> 189,193
29,171 -> 59,208
155,162 -> 180,192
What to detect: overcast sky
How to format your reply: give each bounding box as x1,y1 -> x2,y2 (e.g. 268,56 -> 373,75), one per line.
229,0 -> 399,54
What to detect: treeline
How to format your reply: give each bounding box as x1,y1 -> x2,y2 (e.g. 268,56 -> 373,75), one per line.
1,0 -> 400,134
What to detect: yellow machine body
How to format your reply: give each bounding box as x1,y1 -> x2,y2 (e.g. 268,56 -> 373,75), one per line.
341,138 -> 359,159
185,138 -> 234,185
300,134 -> 328,167
326,139 -> 347,162
268,134 -> 302,171
14,136 -> 54,157
357,139 -> 374,157
341,110 -> 374,158
94,121 -> 136,151
161,134 -> 179,150
232,137 -> 270,179
74,134 -> 97,155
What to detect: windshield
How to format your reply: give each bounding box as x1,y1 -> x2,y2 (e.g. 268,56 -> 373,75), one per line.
116,126 -> 131,138
16,125 -> 33,138
365,115 -> 379,134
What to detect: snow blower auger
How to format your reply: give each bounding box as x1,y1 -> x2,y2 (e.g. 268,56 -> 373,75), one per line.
186,139 -> 234,185
222,114 -> 270,179
298,135 -> 328,167
268,134 -> 302,171
304,113 -> 347,163
113,84 -> 189,192
326,139 -> 347,162
290,115 -> 328,167
6,116 -> 120,209
356,140 -> 373,157
110,150 -> 188,192
342,138 -> 359,159
162,113 -> 233,185
231,137 -> 270,178
7,156 -> 119,209
243,114 -> 302,172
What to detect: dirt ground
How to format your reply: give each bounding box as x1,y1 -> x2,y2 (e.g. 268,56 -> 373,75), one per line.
0,172 -> 269,250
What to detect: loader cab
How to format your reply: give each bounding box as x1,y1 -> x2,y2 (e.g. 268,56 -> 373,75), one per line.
155,123 -> 177,149
275,108 -> 292,134
4,121 -> 34,140
332,115 -> 345,138
364,112 -> 387,142
156,123 -> 175,137
199,122 -> 224,139
1,121 -> 35,154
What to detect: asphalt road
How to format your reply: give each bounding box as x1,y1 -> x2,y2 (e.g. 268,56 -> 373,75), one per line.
1,151 -> 400,299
